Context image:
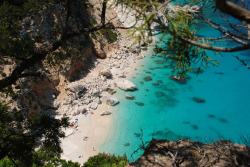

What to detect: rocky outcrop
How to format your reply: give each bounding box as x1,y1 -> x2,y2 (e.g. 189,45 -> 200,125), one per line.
31,76 -> 60,110
17,91 -> 41,116
116,80 -> 137,91
130,139 -> 250,167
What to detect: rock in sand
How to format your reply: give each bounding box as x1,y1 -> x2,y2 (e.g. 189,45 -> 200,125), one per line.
106,96 -> 119,106
100,111 -> 112,116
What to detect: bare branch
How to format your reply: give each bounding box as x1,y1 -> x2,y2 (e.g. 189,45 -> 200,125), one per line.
234,56 -> 250,70
215,0 -> 250,23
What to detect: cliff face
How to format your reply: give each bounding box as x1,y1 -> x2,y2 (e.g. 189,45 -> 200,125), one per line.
12,0 -> 113,115
130,139 -> 250,167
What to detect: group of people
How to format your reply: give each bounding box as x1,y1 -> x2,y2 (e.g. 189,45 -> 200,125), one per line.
71,120 -> 78,128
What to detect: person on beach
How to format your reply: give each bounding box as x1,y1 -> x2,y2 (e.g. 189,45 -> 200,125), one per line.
83,136 -> 88,141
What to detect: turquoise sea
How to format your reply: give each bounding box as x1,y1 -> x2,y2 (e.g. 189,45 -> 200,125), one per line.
100,1 -> 250,161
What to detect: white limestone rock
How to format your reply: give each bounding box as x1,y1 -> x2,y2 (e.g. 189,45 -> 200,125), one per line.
66,82 -> 85,93
106,96 -> 119,106
90,102 -> 98,110
116,80 -> 137,91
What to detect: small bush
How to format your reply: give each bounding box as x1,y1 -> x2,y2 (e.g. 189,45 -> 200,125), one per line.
83,153 -> 128,167
101,29 -> 118,43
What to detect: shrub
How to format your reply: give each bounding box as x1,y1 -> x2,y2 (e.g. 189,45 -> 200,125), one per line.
83,153 -> 128,167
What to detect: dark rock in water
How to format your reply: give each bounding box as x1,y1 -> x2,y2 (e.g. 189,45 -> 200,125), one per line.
155,91 -> 166,98
170,76 -> 186,84
145,89 -> 149,92
218,118 -> 228,123
132,77 -> 136,79
192,125 -> 199,130
157,80 -> 163,83
140,82 -> 144,84
208,114 -> 215,118
183,121 -> 190,124
161,51 -> 168,54
145,71 -> 152,74
155,60 -> 164,64
124,143 -> 130,146
154,67 -> 165,69
153,82 -> 159,86
125,94 -> 135,100
135,102 -> 144,106
143,76 -> 152,81
149,68 -> 154,70
192,97 -> 206,103
215,72 -> 224,75
134,133 -> 141,137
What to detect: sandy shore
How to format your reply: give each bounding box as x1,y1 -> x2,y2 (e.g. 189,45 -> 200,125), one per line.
57,2 -> 150,164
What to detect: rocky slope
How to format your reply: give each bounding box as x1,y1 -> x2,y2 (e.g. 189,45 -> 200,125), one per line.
130,139 -> 250,167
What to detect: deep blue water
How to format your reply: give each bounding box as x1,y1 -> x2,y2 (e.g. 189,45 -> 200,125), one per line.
100,0 -> 250,161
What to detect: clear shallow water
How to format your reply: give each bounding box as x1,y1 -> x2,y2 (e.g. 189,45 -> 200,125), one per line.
100,1 -> 250,162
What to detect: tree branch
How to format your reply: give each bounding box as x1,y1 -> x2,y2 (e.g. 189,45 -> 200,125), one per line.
215,0 -> 250,23
234,56 -> 250,70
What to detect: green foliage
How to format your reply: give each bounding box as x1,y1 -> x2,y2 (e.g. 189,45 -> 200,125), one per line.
83,153 -> 128,167
0,101 -> 70,166
100,28 -> 118,43
0,157 -> 19,167
44,158 -> 81,167
156,10 -> 219,75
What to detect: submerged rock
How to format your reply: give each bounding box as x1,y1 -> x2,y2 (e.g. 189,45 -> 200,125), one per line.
170,76 -> 186,84
100,111 -> 111,116
116,80 -> 137,91
157,80 -> 163,83
124,143 -> 130,146
135,102 -> 145,106
125,94 -> 135,100
143,76 -> 152,81
192,97 -> 206,103
106,96 -> 119,106
155,91 -> 165,98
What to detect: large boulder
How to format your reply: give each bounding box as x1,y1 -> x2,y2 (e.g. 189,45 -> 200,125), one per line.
106,96 -> 119,106
90,102 -> 98,110
77,106 -> 87,114
116,80 -> 137,91
66,82 -> 85,93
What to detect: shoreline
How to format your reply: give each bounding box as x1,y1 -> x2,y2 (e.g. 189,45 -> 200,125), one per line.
58,30 -> 147,164
57,2 -> 151,164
